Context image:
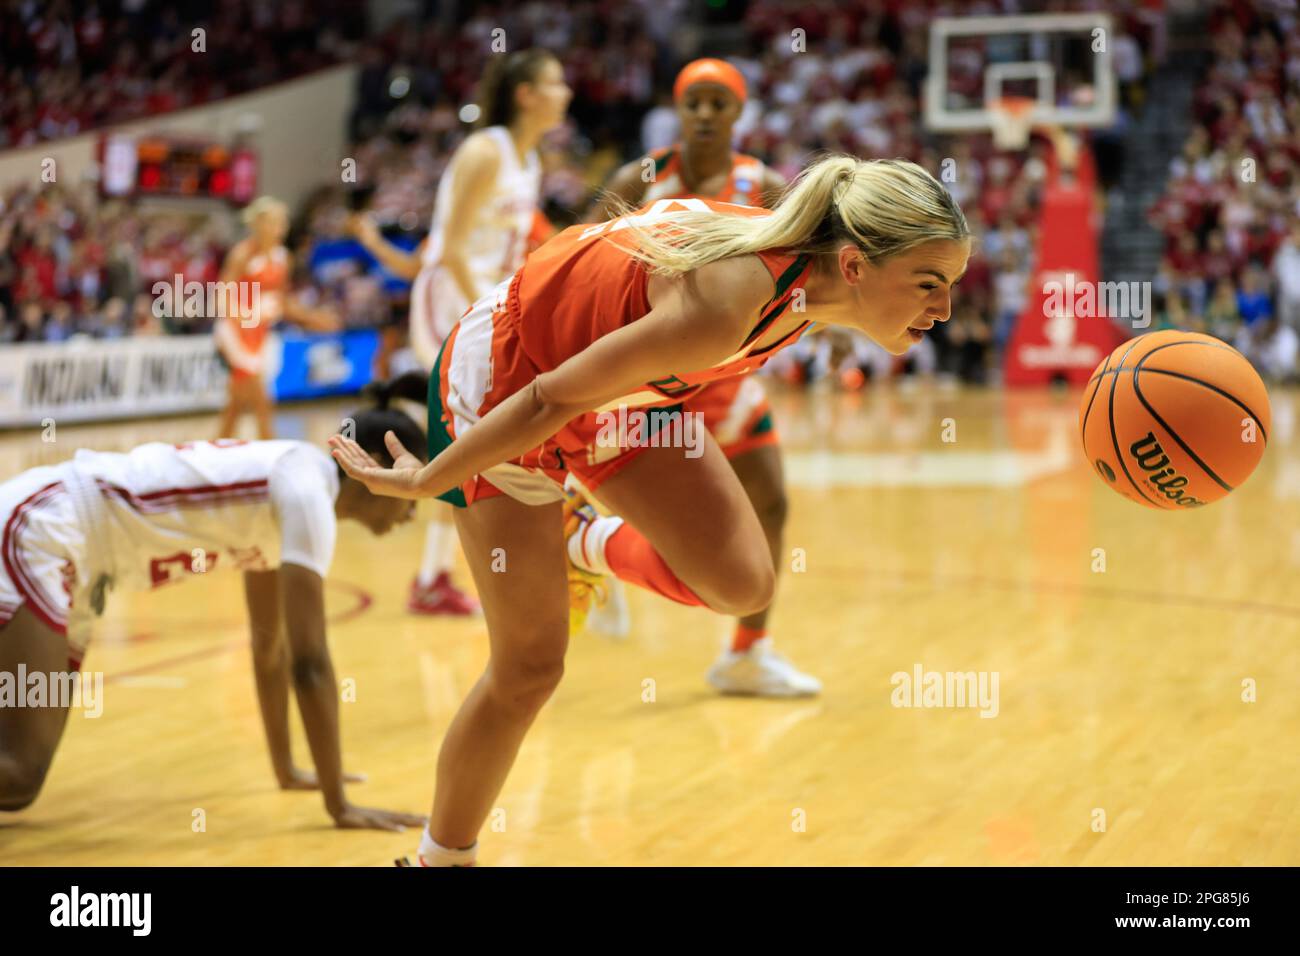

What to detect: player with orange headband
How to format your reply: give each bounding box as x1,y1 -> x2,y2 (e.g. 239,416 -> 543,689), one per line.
582,58 -> 820,697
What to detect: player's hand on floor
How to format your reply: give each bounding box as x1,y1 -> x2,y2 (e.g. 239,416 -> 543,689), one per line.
280,766 -> 367,790
327,432 -> 423,499
330,803 -> 427,833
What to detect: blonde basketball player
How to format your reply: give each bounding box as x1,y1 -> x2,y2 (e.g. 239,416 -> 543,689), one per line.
349,48 -> 571,616
584,58 -> 819,696
0,392 -> 426,831
329,154 -> 970,865
214,196 -> 339,441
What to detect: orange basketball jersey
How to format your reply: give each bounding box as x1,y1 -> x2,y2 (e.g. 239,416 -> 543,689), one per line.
643,147 -> 768,207
231,244 -> 290,353
505,197 -> 812,408
431,196 -> 814,505
638,146 -> 781,458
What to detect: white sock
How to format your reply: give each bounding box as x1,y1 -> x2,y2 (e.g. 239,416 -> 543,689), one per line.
418,520 -> 448,587
566,514 -> 623,575
437,519 -> 459,575
418,826 -> 477,867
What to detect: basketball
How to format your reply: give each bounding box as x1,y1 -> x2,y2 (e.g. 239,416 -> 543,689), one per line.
1079,331 -> 1271,509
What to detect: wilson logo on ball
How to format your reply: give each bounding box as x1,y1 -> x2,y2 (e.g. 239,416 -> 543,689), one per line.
1129,432 -> 1205,507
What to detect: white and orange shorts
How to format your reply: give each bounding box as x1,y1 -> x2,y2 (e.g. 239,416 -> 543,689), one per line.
427,280 -> 700,508
684,375 -> 778,460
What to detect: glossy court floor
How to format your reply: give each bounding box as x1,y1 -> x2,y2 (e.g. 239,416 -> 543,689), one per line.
1,380 -> 1297,865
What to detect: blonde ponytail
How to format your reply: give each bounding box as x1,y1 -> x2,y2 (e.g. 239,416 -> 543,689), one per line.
615,154 -> 969,277
241,195 -> 287,226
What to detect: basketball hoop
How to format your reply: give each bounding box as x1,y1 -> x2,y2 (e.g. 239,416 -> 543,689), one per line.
990,96 -> 1036,150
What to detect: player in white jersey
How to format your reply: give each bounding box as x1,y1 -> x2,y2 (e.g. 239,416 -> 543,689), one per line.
0,385 -> 428,831
348,48 -> 570,617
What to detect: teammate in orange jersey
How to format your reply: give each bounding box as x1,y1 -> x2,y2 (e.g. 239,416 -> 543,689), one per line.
329,154 -> 971,865
585,58 -> 819,696
214,196 -> 339,441
348,49 -> 570,617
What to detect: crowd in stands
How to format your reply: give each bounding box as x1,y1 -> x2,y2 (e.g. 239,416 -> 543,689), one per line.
2,0 -> 1294,384
1146,0 -> 1300,380
1,0 -> 364,149
0,181 -> 231,341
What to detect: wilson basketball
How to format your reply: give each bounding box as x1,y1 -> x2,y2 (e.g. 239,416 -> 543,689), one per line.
1079,331 -> 1271,509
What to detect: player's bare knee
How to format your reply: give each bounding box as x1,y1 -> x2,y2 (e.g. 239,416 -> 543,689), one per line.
290,653 -> 330,689
488,643 -> 566,714
755,484 -> 789,534
0,760 -> 48,812
742,563 -> 778,616
706,558 -> 776,617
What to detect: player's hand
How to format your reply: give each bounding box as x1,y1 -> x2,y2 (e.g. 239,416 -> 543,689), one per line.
309,306 -> 343,332
347,213 -> 381,246
327,431 -> 425,499
279,765 -> 367,790
385,429 -> 424,473
330,802 -> 427,833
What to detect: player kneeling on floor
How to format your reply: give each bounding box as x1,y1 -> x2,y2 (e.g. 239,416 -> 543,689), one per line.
0,388 -> 429,831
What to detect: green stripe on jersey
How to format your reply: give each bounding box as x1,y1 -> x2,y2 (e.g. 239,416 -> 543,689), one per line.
426,337 -> 467,509
747,253 -> 811,345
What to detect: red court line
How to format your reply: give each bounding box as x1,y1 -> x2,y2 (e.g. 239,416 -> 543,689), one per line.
103,578 -> 374,684
837,567 -> 1300,620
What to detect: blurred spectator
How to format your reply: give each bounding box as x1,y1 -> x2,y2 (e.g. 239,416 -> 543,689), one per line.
16,301 -> 45,342
1273,224 -> 1300,329
943,303 -> 993,384
1236,316 -> 1298,382
43,301 -> 75,342
1236,265 -> 1274,326
1205,278 -> 1243,342
993,248 -> 1031,350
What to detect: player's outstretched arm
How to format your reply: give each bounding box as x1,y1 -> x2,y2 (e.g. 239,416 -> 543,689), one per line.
348,214 -> 425,279
277,563 -> 425,832
281,284 -> 341,333
438,132 -> 502,303
328,254 -> 774,500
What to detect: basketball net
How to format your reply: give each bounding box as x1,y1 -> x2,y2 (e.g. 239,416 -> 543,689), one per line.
990,95 -> 1036,150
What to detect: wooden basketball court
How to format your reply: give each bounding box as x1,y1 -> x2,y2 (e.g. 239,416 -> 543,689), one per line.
1,383 -> 1296,865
